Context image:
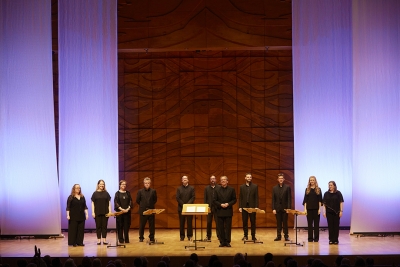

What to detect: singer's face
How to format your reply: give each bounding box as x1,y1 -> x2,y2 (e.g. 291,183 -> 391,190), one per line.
120,182 -> 126,191
98,182 -> 105,190
309,177 -> 316,186
182,176 -> 189,186
277,176 -> 284,184
144,181 -> 151,189
245,174 -> 252,183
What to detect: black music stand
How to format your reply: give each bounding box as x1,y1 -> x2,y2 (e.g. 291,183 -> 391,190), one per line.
284,209 -> 306,247
182,204 -> 209,250
106,211 -> 126,248
143,209 -> 165,245
242,208 -> 265,244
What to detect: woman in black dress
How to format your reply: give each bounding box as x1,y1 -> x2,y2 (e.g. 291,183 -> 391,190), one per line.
302,176 -> 322,242
91,179 -> 111,245
323,181 -> 344,245
66,184 -> 88,246
114,179 -> 132,243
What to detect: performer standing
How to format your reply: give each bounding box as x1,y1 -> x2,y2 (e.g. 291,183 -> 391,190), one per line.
214,176 -> 237,247
239,172 -> 259,241
203,175 -> 220,241
302,176 -> 322,242
136,177 -> 158,242
323,181 -> 344,245
66,184 -> 88,246
176,175 -> 195,241
91,179 -> 111,245
272,173 -> 291,241
114,180 -> 132,243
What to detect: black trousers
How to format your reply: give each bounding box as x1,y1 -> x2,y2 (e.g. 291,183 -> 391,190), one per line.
68,220 -> 85,245
116,212 -> 131,242
306,209 -> 320,241
326,212 -> 340,242
275,210 -> 288,238
94,215 -> 108,239
139,214 -> 155,240
206,209 -> 219,239
241,208 -> 256,237
178,212 -> 193,238
217,216 -> 232,244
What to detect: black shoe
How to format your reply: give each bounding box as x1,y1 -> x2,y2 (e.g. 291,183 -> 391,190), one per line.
150,239 -> 155,242
252,236 -> 257,241
72,244 -> 77,247
206,236 -> 211,241
180,237 -> 184,241
274,237 -> 281,241
119,240 -> 124,244
308,239 -> 313,242
97,242 -> 101,245
242,236 -> 248,241
329,241 -> 333,244
188,237 -> 192,241
77,244 -> 85,246
139,238 -> 144,242
334,241 -> 339,244
103,241 -> 108,245
314,239 -> 319,242
285,237 -> 290,241
219,243 -> 225,247
226,243 -> 231,247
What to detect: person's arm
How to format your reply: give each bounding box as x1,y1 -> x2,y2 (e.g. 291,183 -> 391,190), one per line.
176,187 -> 183,206
66,196 -> 71,220
115,192 -> 122,211
302,189 -> 307,214
228,188 -> 237,207
255,184 -> 259,208
91,201 -> 96,218
339,202 -> 344,218
108,201 -> 112,214
272,187 -> 276,214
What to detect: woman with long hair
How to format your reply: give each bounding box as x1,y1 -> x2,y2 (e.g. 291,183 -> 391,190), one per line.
66,184 -> 88,246
302,176 -> 322,242
323,181 -> 344,244
91,179 -> 111,245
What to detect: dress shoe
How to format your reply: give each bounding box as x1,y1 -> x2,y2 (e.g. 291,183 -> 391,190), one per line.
308,239 -> 314,242
226,243 -> 231,247
150,239 -> 155,242
219,243 -> 225,247
334,241 -> 339,244
188,237 -> 192,241
329,241 -> 333,245
139,238 -> 144,242
314,239 -> 319,242
242,236 -> 248,241
77,244 -> 85,246
97,242 -> 101,245
103,241 -> 108,245
119,240 -> 124,244
73,244 -> 77,247
274,237 -> 281,241
180,238 -> 184,241
206,236 -> 211,241
284,237 -> 290,241
252,236 -> 257,241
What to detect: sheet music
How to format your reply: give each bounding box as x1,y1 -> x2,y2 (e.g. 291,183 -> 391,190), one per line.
187,206 -> 196,212
197,206 -> 206,212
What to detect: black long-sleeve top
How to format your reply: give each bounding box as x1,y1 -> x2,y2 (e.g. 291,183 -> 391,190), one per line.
302,188 -> 322,210
323,190 -> 344,214
66,195 -> 88,221
204,184 -> 220,210
114,190 -> 132,211
176,185 -> 195,212
136,187 -> 157,213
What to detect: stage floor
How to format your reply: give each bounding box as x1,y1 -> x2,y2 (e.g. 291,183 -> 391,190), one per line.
1,228 -> 399,265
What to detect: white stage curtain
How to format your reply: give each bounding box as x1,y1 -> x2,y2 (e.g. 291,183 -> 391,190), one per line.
292,1 -> 353,227
58,0 -> 118,229
351,0 -> 400,233
293,0 -> 400,232
0,0 -> 61,235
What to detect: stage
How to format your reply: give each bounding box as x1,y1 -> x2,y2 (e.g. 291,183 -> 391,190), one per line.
1,228 -> 399,266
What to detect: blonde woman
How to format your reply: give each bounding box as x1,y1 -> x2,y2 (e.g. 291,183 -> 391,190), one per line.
302,176 -> 322,242
66,184 -> 88,246
91,179 -> 111,245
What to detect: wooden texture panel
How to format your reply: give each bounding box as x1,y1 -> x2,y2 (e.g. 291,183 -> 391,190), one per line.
119,50 -> 293,228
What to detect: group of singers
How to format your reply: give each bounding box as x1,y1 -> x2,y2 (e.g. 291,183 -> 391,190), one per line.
66,173 -> 344,247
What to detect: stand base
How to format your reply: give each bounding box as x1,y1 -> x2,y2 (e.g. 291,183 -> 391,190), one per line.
107,243 -> 126,248
244,239 -> 263,244
284,241 -> 304,246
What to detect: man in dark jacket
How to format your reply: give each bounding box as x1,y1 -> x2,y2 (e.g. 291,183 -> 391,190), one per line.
176,175 -> 195,240
239,172 -> 259,241
272,173 -> 292,241
214,175 -> 237,247
136,177 -> 157,242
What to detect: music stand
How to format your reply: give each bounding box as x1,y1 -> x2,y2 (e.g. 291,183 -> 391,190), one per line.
105,211 -> 125,248
182,204 -> 209,250
284,209 -> 306,247
142,209 -> 165,245
242,208 -> 265,244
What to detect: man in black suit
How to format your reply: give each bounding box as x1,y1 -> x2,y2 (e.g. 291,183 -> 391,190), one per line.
136,177 -> 158,242
239,172 -> 259,241
272,173 -> 292,241
214,175 -> 237,247
204,175 -> 220,241
176,175 -> 195,241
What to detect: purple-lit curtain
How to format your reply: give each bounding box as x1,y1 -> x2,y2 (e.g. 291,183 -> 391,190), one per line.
293,0 -> 400,232
292,1 -> 353,227
0,1 -> 61,235
351,0 -> 400,233
58,0 -> 118,229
